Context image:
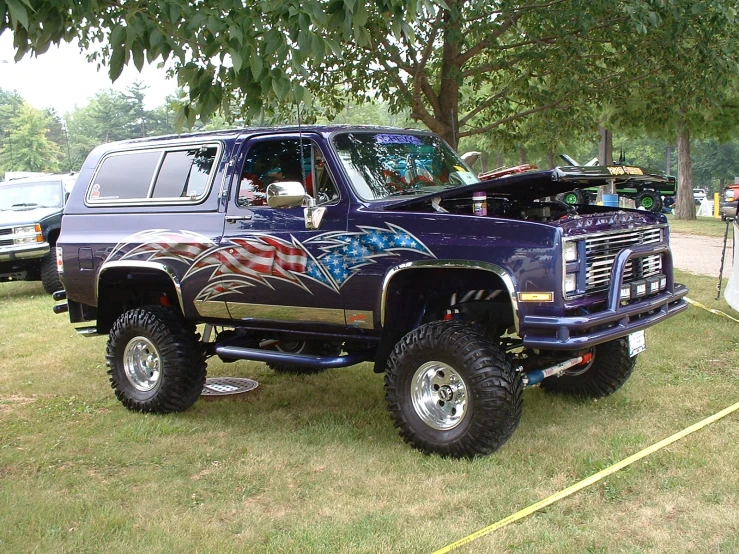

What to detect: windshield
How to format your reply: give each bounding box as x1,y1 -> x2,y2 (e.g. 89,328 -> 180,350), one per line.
0,181 -> 64,210
332,132 -> 479,201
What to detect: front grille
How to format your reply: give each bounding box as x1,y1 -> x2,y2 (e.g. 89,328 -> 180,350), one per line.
0,227 -> 12,237
583,227 -> 663,293
0,238 -> 13,248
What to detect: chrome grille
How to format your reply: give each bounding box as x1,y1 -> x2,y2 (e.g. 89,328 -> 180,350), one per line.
583,227 -> 663,293
0,227 -> 12,237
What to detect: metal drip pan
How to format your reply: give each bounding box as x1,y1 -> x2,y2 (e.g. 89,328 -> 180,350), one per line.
201,377 -> 259,397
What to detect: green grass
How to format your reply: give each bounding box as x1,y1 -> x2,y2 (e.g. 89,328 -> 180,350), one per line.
1,274 -> 738,553
667,214 -> 731,238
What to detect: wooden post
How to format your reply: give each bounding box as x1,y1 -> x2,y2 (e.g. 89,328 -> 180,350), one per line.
596,127 -> 614,203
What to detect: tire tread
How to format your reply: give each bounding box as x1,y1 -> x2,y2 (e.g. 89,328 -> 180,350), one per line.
106,306 -> 207,413
384,321 -> 523,458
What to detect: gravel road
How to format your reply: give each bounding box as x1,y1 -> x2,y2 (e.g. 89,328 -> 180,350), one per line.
670,232 -> 734,278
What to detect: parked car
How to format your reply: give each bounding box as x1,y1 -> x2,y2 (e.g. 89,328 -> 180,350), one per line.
693,188 -> 707,204
0,173 -> 77,293
719,185 -> 739,221
53,126 -> 688,458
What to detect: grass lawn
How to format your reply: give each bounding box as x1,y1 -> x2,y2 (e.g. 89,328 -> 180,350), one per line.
1,272 -> 738,553
667,214 -> 732,238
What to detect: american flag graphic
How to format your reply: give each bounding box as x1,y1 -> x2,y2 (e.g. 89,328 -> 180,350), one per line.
185,235 -> 313,289
104,224 -> 434,299
109,230 -> 216,264
305,223 -> 435,286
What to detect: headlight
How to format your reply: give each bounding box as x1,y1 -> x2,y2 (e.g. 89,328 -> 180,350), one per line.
564,273 -> 577,293
13,225 -> 36,235
12,223 -> 43,244
564,241 -> 578,262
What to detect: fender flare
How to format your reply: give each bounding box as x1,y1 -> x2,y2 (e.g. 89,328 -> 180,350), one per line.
97,260 -> 185,314
379,259 -> 520,331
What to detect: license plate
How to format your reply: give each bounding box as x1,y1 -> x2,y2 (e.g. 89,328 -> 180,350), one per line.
628,330 -> 646,357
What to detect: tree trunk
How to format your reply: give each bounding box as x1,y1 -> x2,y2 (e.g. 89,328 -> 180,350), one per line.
518,147 -> 527,165
674,122 -> 696,220
546,150 -> 555,169
665,145 -> 671,174
496,151 -> 504,168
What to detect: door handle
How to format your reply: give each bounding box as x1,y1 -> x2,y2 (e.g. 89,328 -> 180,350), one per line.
226,214 -> 253,222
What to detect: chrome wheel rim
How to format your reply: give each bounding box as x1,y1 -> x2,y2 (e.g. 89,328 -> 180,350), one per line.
123,336 -> 161,392
411,361 -> 467,430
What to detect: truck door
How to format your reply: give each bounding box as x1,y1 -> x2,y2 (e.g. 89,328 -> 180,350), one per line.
216,133 -> 349,330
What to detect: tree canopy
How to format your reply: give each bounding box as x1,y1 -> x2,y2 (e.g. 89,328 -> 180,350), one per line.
3,0 -> 738,150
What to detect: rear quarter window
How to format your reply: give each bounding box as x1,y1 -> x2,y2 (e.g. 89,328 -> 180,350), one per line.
87,144 -> 220,205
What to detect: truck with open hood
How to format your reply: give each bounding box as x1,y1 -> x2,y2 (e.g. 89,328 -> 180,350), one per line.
54,126 -> 688,458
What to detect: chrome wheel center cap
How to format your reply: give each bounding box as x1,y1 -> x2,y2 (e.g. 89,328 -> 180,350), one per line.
438,386 -> 453,401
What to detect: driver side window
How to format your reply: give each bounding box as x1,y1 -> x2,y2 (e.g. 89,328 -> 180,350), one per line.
237,138 -> 339,207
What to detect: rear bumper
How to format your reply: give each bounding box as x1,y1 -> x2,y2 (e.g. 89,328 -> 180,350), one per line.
521,242 -> 688,350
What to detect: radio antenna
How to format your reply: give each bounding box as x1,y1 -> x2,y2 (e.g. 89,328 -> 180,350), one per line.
297,102 -> 306,188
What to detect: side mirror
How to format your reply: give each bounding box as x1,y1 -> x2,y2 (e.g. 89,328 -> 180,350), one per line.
266,181 -> 306,208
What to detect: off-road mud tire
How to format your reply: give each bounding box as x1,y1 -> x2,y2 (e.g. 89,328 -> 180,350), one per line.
267,341 -> 343,374
557,190 -> 586,206
540,337 -> 636,397
635,191 -> 663,212
40,252 -> 62,294
106,305 -> 207,413
385,321 -> 523,458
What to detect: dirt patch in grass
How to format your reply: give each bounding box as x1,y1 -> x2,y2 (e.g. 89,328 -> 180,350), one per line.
0,394 -> 37,414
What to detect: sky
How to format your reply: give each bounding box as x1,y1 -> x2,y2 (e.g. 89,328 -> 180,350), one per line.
0,31 -> 177,115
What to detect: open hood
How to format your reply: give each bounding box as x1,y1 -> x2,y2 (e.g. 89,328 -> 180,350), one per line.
382,165 -> 668,210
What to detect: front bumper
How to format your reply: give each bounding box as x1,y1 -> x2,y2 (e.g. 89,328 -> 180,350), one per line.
0,242 -> 50,262
719,201 -> 737,219
521,242 -> 689,350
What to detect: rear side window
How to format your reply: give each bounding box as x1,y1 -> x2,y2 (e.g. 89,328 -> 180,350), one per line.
88,144 -> 220,204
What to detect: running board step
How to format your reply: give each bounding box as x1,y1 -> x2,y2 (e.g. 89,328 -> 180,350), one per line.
214,345 -> 375,368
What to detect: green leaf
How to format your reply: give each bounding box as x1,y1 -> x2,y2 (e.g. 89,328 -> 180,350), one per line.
293,83 -> 305,103
110,25 -> 126,47
109,46 -> 126,82
169,3 -> 181,22
229,24 -> 243,43
272,75 -> 290,100
264,29 -> 281,57
149,27 -> 162,49
249,53 -> 263,79
6,0 -> 29,30
132,41 -> 144,71
231,50 -> 243,72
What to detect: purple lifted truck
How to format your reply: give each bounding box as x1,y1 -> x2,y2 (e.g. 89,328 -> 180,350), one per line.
54,126 -> 687,458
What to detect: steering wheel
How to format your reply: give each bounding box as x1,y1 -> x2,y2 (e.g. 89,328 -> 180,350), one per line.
383,170 -> 406,191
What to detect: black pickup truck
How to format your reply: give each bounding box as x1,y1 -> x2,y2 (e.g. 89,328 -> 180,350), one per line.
53,126 -> 687,458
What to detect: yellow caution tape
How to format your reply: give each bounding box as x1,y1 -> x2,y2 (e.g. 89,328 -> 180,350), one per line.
432,400 -> 739,554
685,297 -> 739,324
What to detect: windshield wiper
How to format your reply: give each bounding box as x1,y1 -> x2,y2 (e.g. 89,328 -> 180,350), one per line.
10,203 -> 39,208
386,189 -> 420,197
